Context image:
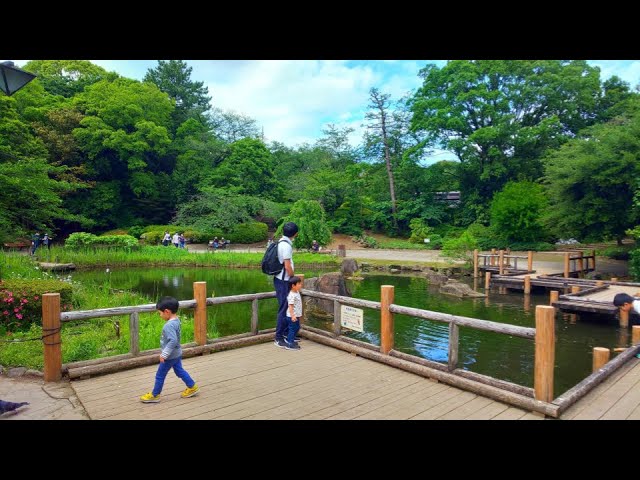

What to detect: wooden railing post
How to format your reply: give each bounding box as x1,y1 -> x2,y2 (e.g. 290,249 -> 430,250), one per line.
498,249 -> 504,275
592,249 -> 596,271
550,290 -> 559,307
380,285 -> 394,354
534,305 -> 555,403
490,248 -> 496,266
251,299 -> 259,335
528,251 -> 533,272
448,321 -> 459,371
129,311 -> 139,355
473,249 -> 479,278
577,251 -> 584,278
633,325 -> 640,345
592,347 -> 610,373
524,275 -> 531,295
485,271 -> 491,289
333,300 -> 341,336
298,274 -> 305,325
193,281 -> 207,346
42,293 -> 62,382
564,252 -> 570,278
571,286 -> 581,295
620,307 -> 629,328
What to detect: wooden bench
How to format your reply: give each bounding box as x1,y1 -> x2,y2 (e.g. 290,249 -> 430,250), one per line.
3,241 -> 31,251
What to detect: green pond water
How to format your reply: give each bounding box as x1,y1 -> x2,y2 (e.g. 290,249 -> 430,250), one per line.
70,266 -> 626,395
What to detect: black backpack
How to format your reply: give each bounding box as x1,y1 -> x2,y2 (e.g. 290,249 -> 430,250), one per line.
261,239 -> 286,275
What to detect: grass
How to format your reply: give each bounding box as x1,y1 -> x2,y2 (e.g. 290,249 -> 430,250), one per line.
0,252 -> 223,370
33,245 -> 340,269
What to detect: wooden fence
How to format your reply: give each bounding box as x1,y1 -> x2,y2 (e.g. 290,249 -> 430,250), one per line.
41,277 -> 637,418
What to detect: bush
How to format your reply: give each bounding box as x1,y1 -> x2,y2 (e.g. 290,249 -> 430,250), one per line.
65,233 -> 139,249
631,248 -> 640,281
0,279 -> 73,331
127,225 -> 145,239
408,218 -> 434,244
598,246 -> 632,260
442,231 -> 479,261
229,222 -> 268,244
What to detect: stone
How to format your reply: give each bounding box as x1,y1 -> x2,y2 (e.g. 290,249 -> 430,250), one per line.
341,258 -> 359,276
304,272 -> 351,317
7,367 -> 28,378
439,281 -> 486,298
25,369 -> 44,378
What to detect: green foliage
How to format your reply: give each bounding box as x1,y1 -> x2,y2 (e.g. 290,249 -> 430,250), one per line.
24,60 -> 112,98
144,60 -> 211,130
630,248 -> 640,281
408,218 -> 434,243
409,60 -> 611,222
65,232 -> 138,249
597,246 -> 633,260
353,235 -> 379,248
544,107 -> 640,242
228,222 -> 268,244
490,181 -> 549,242
127,225 -> 145,239
441,231 -> 479,261
277,200 -> 332,249
0,278 -> 73,330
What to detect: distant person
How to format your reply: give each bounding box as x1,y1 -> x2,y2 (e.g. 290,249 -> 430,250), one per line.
285,276 -> 303,350
178,233 -> 185,249
273,221 -> 299,348
30,232 -> 40,255
42,233 -> 50,250
311,240 -> 319,253
162,231 -> 171,247
613,293 -> 640,358
172,232 -> 179,248
140,296 -> 199,403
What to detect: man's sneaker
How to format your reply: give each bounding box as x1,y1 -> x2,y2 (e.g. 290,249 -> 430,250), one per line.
285,342 -> 301,351
284,337 -> 302,345
181,384 -> 199,398
140,392 -> 160,403
274,339 -> 287,348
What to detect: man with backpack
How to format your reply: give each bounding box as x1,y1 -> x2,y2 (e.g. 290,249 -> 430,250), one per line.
262,222 -> 299,348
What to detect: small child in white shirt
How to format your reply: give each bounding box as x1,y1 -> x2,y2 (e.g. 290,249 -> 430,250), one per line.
285,276 -> 303,350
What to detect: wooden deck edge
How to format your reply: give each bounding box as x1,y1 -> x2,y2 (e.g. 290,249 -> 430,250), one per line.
300,325 -> 380,351
553,344 -> 640,416
301,330 -> 559,417
67,333 -> 274,379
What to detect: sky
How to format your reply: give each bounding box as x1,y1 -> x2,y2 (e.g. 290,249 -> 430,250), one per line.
9,59 -> 640,163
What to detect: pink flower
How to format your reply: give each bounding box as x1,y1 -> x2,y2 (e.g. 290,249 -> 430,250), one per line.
13,308 -> 19,313
21,298 -> 28,304
34,296 -> 39,300
15,314 -> 22,319
3,311 -> 8,315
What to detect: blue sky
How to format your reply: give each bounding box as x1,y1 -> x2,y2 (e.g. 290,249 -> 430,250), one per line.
10,60 -> 640,161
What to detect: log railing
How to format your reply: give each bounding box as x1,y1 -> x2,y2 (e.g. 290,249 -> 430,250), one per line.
43,280 -> 562,415
300,286 -> 555,409
43,282 -> 277,382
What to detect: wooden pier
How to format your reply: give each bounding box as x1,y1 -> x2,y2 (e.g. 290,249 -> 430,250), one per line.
475,249 -> 640,320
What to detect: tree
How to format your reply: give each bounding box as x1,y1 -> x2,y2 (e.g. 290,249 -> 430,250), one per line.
409,60 -> 608,223
143,60 -> 211,131
276,200 -> 332,249
23,60 -> 114,98
0,96 -> 77,240
207,138 -> 280,199
365,88 -> 399,229
490,181 -> 548,242
208,107 -> 260,143
544,105 -> 640,243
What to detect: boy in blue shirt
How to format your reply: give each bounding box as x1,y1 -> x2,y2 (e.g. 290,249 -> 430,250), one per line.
140,296 -> 199,403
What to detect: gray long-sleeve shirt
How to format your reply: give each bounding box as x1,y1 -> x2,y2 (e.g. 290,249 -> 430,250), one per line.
160,318 -> 182,360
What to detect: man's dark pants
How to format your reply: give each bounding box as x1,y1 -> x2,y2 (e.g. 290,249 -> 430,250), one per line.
274,276 -> 289,341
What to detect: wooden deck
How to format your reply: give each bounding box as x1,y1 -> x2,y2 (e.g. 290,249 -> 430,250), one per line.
71,341 -> 542,420
560,357 -> 640,419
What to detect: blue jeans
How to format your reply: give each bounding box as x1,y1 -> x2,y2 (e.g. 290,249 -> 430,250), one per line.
274,277 -> 290,341
287,316 -> 301,345
152,357 -> 195,396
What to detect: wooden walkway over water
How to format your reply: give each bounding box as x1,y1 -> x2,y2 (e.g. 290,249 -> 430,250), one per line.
71,341 -> 542,420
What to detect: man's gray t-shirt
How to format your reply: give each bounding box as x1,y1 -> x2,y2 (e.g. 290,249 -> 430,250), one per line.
276,236 -> 294,281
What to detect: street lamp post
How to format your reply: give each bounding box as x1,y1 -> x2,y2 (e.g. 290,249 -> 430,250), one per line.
0,61 -> 36,96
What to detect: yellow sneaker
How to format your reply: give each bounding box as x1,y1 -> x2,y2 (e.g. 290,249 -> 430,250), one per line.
181,384 -> 199,398
140,392 -> 160,403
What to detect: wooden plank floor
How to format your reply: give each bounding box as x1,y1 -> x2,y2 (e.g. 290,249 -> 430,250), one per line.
561,357 -> 640,420
71,341 -> 541,420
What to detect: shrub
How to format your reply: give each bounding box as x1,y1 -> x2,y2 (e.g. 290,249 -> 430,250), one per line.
442,231 -> 479,261
0,279 -> 73,331
127,225 -> 145,239
408,218 -> 434,244
598,246 -> 632,260
65,233 -> 139,249
229,222 -> 268,243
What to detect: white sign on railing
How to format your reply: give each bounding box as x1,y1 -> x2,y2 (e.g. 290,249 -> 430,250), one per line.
341,305 -> 364,332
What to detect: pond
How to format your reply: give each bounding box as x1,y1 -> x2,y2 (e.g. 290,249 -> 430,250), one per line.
70,266 -> 626,396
